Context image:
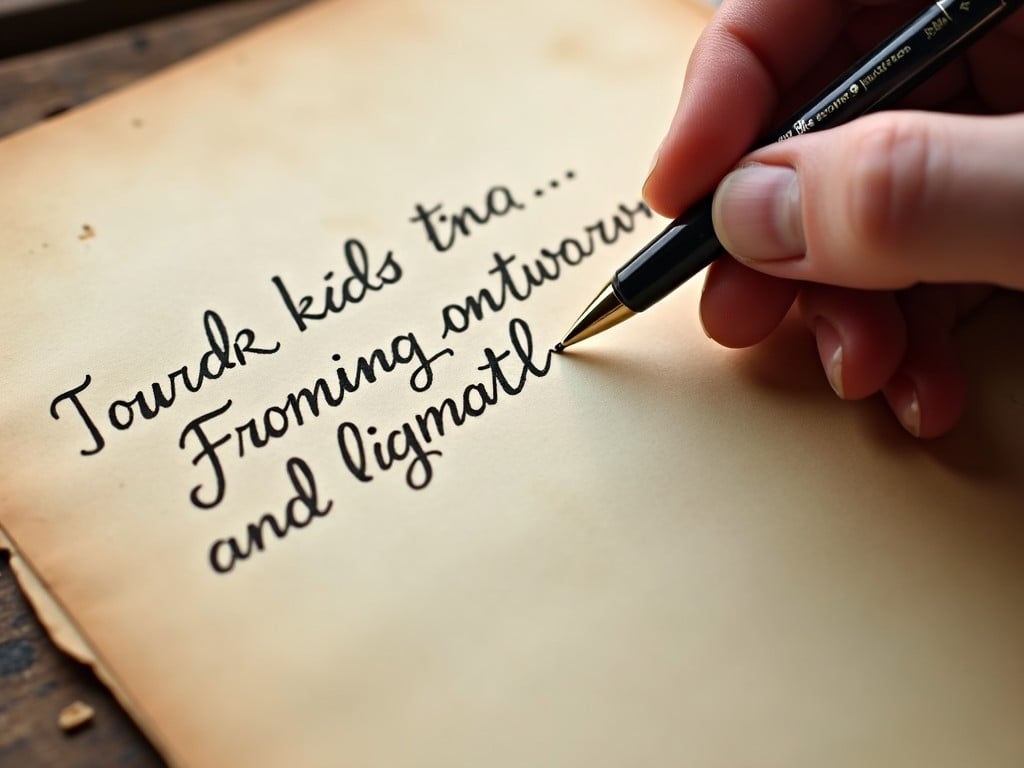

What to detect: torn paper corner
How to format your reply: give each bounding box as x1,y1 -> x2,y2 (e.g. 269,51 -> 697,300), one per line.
1,525 -> 95,664
0,525 -> 167,763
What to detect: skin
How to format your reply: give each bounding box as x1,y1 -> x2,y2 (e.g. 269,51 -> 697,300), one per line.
643,0 -> 1024,437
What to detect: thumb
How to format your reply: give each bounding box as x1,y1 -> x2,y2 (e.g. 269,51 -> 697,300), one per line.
711,112 -> 1024,291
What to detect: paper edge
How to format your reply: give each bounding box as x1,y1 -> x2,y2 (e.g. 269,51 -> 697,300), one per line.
0,1 -> 716,763
1,0 -> 326,145
0,5 -> 339,760
0,525 -> 175,765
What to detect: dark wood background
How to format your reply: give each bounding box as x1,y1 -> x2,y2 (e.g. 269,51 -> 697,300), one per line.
0,2 -> 309,764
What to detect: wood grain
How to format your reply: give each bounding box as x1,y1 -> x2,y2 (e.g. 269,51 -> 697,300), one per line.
0,1 -> 246,58
0,553 -> 164,767
0,2 -> 310,764
0,0 -> 309,138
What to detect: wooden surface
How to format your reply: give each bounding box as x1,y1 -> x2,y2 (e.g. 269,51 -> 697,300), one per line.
0,2 -> 309,764
0,552 -> 165,766
0,0 -> 309,138
0,1 -> 239,59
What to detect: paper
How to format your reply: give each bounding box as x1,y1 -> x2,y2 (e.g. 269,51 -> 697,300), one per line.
2,0 -> 1024,765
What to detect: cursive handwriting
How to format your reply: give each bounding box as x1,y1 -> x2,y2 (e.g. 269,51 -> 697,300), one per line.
178,330 -> 454,509
50,310 -> 280,455
338,317 -> 551,490
207,456 -> 332,574
272,238 -> 402,332
409,184 -> 525,253
439,200 -> 651,336
52,168 -> 632,577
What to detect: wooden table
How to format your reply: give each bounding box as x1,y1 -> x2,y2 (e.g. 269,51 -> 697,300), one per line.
0,3 -> 308,763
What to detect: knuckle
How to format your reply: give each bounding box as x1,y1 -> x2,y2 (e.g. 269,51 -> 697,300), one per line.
843,116 -> 941,254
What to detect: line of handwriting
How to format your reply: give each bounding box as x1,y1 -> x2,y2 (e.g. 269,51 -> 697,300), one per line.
338,317 -> 551,490
271,237 -> 401,332
408,171 -> 578,254
49,310 -> 280,455
204,317 -> 550,574
207,456 -> 332,574
179,330 -> 454,509
439,200 -> 651,337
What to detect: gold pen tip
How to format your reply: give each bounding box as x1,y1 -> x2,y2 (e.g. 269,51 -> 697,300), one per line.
555,282 -> 636,351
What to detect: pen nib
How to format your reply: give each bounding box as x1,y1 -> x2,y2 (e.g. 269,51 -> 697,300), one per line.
552,342 -> 565,354
555,282 -> 635,352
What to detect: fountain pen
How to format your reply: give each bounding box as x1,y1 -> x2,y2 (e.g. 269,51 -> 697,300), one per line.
555,0 -> 1024,351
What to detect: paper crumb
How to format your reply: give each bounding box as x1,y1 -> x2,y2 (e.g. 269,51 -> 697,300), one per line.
78,224 -> 95,240
58,700 -> 94,732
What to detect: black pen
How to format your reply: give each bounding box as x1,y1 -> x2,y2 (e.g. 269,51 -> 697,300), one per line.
556,0 -> 1023,351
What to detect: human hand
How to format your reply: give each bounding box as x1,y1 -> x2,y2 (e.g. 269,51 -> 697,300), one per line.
643,0 -> 1024,437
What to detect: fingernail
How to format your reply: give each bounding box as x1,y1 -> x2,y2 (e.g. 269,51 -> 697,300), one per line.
712,164 -> 805,261
814,320 -> 845,398
902,390 -> 922,437
641,141 -> 663,202
885,374 -> 922,437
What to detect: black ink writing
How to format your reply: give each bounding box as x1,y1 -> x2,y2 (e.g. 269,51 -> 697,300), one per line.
440,200 -> 651,336
272,238 -> 402,332
207,457 -> 332,574
49,375 -> 105,455
178,331 -> 454,509
338,317 -> 550,489
50,310 -> 279,455
531,170 -> 576,199
410,185 -> 525,253
179,400 -> 234,509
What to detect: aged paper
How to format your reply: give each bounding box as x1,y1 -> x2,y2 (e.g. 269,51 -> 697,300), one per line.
2,0 -> 1024,766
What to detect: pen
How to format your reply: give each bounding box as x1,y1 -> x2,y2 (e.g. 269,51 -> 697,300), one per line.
556,0 -> 1024,351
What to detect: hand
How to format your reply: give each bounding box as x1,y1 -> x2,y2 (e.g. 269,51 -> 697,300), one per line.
643,0 -> 1024,437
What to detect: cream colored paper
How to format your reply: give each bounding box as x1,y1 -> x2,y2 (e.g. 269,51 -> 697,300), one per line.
2,1 -> 1024,766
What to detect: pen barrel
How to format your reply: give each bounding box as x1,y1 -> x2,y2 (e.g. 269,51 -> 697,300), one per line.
614,196 -> 718,311
613,0 -> 1022,314
771,0 -> 1023,142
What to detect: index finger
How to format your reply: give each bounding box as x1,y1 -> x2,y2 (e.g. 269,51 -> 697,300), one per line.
644,0 -> 850,216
